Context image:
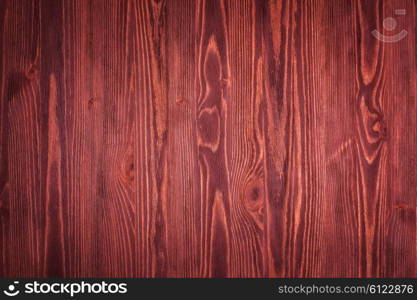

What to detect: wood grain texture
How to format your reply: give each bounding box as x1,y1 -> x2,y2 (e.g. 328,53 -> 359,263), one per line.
0,0 -> 416,278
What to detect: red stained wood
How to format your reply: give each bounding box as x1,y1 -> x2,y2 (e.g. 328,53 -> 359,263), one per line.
0,0 -> 416,277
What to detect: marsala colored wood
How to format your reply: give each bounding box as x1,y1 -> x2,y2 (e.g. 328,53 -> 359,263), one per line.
0,0 -> 416,278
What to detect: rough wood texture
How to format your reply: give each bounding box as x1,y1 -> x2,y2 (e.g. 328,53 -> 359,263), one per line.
0,0 -> 416,278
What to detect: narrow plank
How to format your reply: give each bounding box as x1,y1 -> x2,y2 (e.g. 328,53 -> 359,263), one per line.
40,0 -> 67,277
195,0 -> 232,277
223,0 -> 265,277
59,0 -> 101,277
0,0 -> 42,277
165,0 -> 202,277
133,0 -> 168,277
263,0 -> 330,278
88,0 -> 136,277
381,0 -> 416,277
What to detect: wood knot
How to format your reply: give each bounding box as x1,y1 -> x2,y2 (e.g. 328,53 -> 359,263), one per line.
127,162 -> 134,180
243,179 -> 264,213
88,98 -> 97,109
121,161 -> 134,182
393,204 -> 412,210
6,72 -> 29,101
372,119 -> 388,140
26,64 -> 39,79
249,187 -> 260,200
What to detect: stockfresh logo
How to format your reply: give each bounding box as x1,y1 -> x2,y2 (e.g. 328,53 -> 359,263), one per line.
3,281 -> 20,297
3,281 -> 128,297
